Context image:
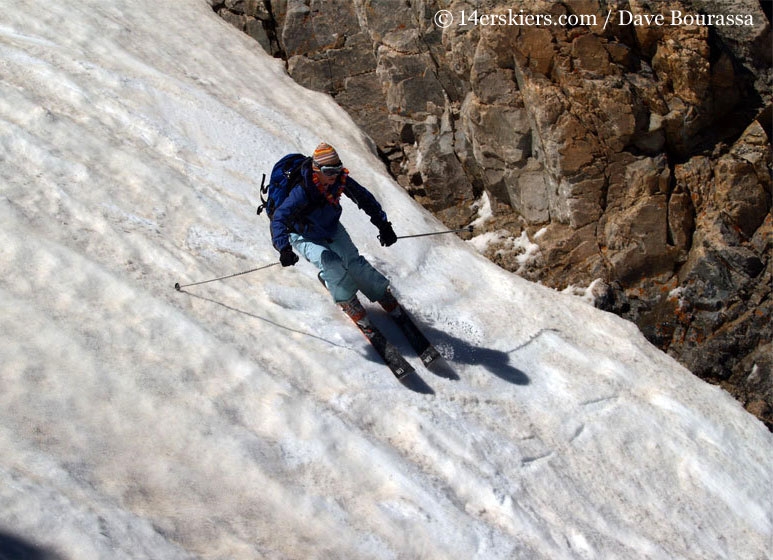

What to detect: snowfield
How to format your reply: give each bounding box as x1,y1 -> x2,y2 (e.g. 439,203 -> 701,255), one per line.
1,1 -> 771,559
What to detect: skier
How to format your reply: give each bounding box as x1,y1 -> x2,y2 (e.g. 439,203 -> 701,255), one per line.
270,142 -> 402,333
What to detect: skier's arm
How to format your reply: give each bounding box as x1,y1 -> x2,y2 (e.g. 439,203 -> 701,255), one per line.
270,185 -> 311,252
343,176 -> 388,227
343,176 -> 396,246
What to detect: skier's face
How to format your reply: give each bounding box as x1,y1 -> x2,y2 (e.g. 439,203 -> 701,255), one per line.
314,167 -> 340,187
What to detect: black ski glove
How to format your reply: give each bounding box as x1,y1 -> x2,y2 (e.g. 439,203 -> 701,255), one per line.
378,222 -> 397,247
280,246 -> 299,267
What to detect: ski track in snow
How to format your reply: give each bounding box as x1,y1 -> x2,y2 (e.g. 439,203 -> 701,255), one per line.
1,1 -> 772,559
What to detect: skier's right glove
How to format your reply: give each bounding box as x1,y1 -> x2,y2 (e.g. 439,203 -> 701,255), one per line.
280,247 -> 299,267
378,222 -> 397,247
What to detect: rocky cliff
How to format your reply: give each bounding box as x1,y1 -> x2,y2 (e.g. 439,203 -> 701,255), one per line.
212,0 -> 772,428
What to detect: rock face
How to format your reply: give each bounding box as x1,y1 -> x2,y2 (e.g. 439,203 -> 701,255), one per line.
213,0 -> 773,428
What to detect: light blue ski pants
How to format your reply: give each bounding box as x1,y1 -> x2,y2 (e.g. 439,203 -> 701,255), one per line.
289,223 -> 389,303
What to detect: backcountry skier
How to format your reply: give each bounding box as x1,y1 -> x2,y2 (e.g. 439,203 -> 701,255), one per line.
270,142 -> 402,333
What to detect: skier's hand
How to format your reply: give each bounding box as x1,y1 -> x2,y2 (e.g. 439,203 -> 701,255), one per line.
378,222 -> 397,247
280,247 -> 299,267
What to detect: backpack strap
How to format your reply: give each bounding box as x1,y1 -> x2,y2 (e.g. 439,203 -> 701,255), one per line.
288,157 -> 312,182
257,173 -> 269,215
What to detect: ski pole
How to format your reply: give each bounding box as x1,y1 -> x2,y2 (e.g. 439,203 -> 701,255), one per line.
174,261 -> 280,291
396,225 -> 474,240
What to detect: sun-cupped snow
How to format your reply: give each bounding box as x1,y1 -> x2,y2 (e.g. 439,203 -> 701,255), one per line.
0,1 -> 771,559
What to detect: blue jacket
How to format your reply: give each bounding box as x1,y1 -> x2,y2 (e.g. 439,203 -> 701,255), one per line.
271,159 -> 388,252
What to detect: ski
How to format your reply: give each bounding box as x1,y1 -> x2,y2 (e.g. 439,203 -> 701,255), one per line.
338,295 -> 414,380
353,319 -> 415,380
384,300 -> 457,380
360,325 -> 414,380
388,308 -> 441,367
334,290 -> 445,382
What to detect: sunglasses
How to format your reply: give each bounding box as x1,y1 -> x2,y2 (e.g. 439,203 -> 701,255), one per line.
317,164 -> 344,176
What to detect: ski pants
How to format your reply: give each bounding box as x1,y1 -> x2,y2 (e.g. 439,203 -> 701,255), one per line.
289,223 -> 389,304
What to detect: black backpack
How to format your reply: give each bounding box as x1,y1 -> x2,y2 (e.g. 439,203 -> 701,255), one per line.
257,154 -> 311,218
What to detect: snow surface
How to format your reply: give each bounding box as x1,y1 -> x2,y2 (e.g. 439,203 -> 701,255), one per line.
1,1 -> 772,559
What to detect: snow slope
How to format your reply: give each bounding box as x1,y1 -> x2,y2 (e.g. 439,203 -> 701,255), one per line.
1,1 -> 771,559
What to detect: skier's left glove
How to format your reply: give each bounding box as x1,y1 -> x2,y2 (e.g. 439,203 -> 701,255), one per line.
378,222 -> 397,247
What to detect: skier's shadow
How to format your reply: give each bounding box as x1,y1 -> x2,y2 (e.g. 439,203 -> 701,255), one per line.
370,314 -> 529,389
421,324 -> 531,386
